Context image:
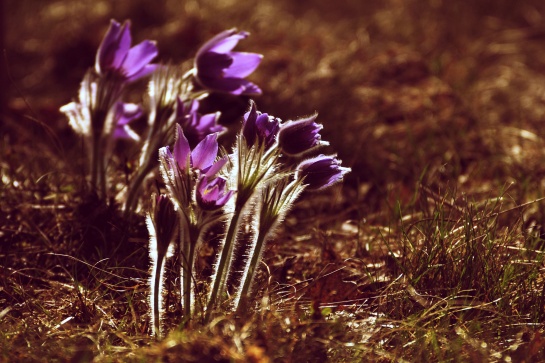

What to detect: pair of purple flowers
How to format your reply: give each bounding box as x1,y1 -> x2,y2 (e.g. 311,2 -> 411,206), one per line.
96,20 -> 261,94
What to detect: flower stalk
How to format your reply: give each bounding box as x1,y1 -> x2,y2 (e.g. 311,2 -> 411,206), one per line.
234,177 -> 305,313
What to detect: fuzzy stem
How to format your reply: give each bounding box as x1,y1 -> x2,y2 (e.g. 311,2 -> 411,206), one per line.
204,202 -> 245,322
235,227 -> 269,313
150,253 -> 166,339
182,225 -> 200,321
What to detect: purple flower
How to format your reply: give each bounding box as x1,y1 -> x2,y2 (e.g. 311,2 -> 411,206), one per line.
96,19 -> 158,82
242,101 -> 281,149
171,124 -> 227,175
196,175 -> 234,210
113,102 -> 142,141
278,114 -> 329,156
295,155 -> 351,191
176,98 -> 226,148
195,29 -> 262,95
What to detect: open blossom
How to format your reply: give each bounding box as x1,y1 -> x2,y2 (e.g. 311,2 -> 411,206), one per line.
96,19 -> 158,82
171,124 -> 226,175
278,114 -> 329,156
196,175 -> 234,211
242,101 -> 281,149
176,98 -> 226,148
113,102 -> 142,141
195,29 -> 262,95
295,155 -> 351,191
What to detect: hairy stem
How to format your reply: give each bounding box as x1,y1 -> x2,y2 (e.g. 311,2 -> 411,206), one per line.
150,253 -> 166,339
204,204 -> 244,322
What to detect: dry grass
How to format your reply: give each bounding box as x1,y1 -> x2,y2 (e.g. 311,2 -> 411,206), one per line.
4,0 -> 545,361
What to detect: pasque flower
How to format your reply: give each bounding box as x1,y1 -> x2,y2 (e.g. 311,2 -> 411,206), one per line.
170,124 -> 226,175
242,101 -> 281,149
278,114 -> 329,156
196,175 -> 234,211
295,155 -> 351,191
113,102 -> 142,141
195,29 -> 262,95
96,19 -> 158,82
176,98 -> 226,148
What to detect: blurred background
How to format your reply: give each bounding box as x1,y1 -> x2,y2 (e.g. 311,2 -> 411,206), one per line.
4,0 -> 545,210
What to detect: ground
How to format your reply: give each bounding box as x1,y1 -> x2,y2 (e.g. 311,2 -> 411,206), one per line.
3,0 -> 545,361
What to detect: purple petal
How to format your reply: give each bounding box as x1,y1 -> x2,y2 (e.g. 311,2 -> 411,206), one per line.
199,76 -> 262,95
223,52 -> 263,78
114,124 -> 140,141
296,155 -> 350,191
191,133 -> 218,171
126,64 -> 158,82
96,20 -> 131,73
243,101 -> 258,146
122,40 -> 158,78
173,125 -> 191,170
116,102 -> 143,125
204,156 -> 228,178
197,29 -> 247,57
216,190 -> 235,206
196,52 -> 233,78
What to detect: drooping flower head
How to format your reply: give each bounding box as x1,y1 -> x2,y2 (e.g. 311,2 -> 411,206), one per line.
295,155 -> 351,191
96,19 -> 158,82
113,102 -> 143,141
195,29 -> 263,95
242,101 -> 281,150
278,114 -> 329,156
196,175 -> 235,211
176,98 -> 226,148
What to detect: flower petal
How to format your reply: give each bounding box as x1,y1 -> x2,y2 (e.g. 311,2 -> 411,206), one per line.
173,125 -> 191,170
122,40 -> 158,78
196,52 -> 233,78
197,29 -> 248,56
223,52 -> 263,79
96,20 -> 131,73
204,156 -> 228,178
191,133 -> 218,171
199,76 -> 262,95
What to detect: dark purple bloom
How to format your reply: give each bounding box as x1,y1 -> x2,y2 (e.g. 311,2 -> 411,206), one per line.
195,29 -> 262,95
196,175 -> 235,210
176,98 -> 226,148
172,124 -> 227,175
295,155 -> 351,191
96,20 -> 158,82
242,101 -> 281,149
113,102 -> 142,141
278,114 -> 329,156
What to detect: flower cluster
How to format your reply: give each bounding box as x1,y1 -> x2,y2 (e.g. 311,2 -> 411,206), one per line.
60,19 -> 350,339
60,20 -> 259,206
